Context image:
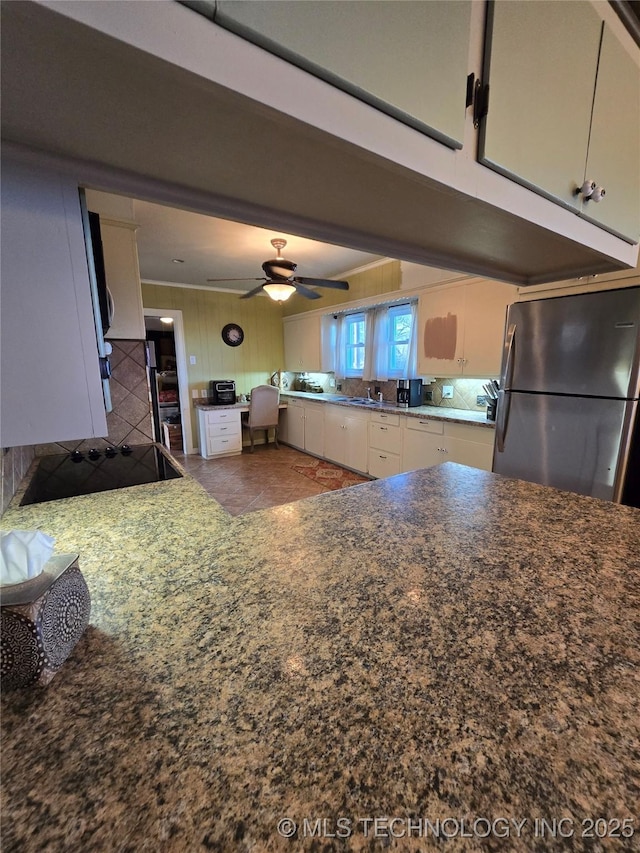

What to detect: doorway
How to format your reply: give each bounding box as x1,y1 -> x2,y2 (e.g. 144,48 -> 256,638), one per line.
144,308 -> 193,454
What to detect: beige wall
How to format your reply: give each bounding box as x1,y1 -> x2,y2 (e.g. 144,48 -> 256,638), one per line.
142,283 -> 285,447
281,260 -> 402,316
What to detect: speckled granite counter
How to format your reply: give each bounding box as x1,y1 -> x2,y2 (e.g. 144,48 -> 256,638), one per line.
282,392 -> 495,428
1,464 -> 639,852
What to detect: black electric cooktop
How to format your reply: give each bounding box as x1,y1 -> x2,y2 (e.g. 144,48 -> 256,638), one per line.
20,444 -> 183,506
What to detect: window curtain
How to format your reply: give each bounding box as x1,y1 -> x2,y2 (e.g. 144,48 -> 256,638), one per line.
363,305 -> 387,381
320,314 -> 338,373
363,301 -> 418,381
406,301 -> 419,378
322,313 -> 351,379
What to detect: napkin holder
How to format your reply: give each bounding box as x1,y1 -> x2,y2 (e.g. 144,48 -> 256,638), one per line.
0,554 -> 91,688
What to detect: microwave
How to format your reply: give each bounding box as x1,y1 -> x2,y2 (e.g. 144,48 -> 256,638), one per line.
209,380 -> 236,405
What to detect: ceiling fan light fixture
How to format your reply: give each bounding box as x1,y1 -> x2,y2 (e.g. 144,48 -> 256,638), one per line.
263,282 -> 296,302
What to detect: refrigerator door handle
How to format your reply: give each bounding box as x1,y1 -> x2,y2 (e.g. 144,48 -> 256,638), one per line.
495,389 -> 511,452
496,324 -> 516,453
502,322 -> 517,391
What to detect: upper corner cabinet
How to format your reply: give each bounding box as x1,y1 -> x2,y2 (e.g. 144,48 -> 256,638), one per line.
479,1 -> 640,244
214,1 -> 473,149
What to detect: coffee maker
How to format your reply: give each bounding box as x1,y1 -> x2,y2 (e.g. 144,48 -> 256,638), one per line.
397,379 -> 423,408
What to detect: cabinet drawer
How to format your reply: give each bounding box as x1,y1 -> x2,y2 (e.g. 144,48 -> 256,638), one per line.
369,422 -> 402,454
207,434 -> 242,455
207,421 -> 240,438
445,422 -> 495,446
205,409 -> 240,425
370,411 -> 400,427
368,449 -> 401,479
405,416 -> 444,435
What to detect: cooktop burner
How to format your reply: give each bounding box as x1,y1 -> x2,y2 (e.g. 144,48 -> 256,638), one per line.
20,444 -> 183,506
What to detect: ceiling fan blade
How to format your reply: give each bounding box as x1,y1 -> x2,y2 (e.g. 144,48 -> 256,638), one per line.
206,277 -> 265,282
293,282 -> 323,300
294,276 -> 349,290
239,284 -> 267,299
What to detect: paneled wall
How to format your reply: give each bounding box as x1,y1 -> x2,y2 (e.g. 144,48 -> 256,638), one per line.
142,283 -> 285,447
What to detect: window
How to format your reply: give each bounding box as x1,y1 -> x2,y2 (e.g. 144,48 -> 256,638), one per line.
387,304 -> 413,377
322,301 -> 417,380
343,312 -> 366,376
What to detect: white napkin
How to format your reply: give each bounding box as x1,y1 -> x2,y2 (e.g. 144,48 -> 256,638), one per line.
0,530 -> 55,585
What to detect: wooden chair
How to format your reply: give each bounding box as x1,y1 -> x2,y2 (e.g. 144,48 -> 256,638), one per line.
241,385 -> 280,452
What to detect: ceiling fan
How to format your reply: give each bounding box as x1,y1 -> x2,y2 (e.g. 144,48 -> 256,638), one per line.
206,238 -> 350,302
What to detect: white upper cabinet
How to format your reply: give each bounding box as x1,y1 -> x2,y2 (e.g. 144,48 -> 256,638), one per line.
84,190 -> 145,340
100,222 -> 145,340
479,1 -> 640,243
0,156 -> 107,447
582,24 -> 640,240
418,279 -> 515,377
283,314 -> 322,372
215,1 -> 473,148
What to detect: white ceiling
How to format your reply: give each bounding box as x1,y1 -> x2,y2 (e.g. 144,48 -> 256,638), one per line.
133,199 -> 385,294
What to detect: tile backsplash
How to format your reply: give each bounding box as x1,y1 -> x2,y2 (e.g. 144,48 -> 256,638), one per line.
428,377 -> 498,411
288,372 -> 497,411
1,445 -> 36,517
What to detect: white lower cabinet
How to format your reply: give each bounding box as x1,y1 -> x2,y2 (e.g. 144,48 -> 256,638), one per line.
401,416 -> 494,472
402,416 -> 445,471
444,422 -> 494,470
198,408 -> 242,458
280,398 -> 325,455
368,412 -> 402,479
303,401 -> 325,456
280,399 -> 305,449
282,396 -> 495,478
324,405 -> 369,473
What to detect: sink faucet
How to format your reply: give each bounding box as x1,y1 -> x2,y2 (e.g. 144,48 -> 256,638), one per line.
366,387 -> 372,400
378,391 -> 384,402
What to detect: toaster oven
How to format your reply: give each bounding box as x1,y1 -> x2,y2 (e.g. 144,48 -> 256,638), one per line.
208,380 -> 236,405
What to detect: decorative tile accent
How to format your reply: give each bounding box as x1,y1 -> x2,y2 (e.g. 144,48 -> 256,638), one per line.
428,377 -> 498,411
1,445 -> 36,516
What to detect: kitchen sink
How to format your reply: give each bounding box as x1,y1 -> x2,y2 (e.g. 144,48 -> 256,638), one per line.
331,396 -> 397,408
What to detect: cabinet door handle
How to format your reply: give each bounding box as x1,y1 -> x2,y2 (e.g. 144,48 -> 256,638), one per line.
379,455 -> 387,459
380,426 -> 388,431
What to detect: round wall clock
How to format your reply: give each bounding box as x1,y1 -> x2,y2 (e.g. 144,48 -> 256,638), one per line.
221,323 -> 244,347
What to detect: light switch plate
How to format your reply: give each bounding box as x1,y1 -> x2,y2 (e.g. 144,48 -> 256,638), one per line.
442,385 -> 454,399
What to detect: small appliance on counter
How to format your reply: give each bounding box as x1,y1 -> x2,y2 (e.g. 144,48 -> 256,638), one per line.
397,379 -> 423,408
208,380 -> 236,405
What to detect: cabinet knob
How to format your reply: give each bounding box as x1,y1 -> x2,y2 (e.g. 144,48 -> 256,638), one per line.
576,180 -> 605,203
576,179 -> 596,198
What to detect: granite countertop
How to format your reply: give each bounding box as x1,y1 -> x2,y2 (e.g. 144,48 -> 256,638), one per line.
1,464 -> 639,851
281,391 -> 496,428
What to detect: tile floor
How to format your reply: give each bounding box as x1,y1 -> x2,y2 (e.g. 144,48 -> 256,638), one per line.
172,444 -> 370,516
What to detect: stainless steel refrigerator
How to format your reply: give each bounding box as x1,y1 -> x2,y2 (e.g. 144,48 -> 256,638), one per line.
492,287 -> 640,506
